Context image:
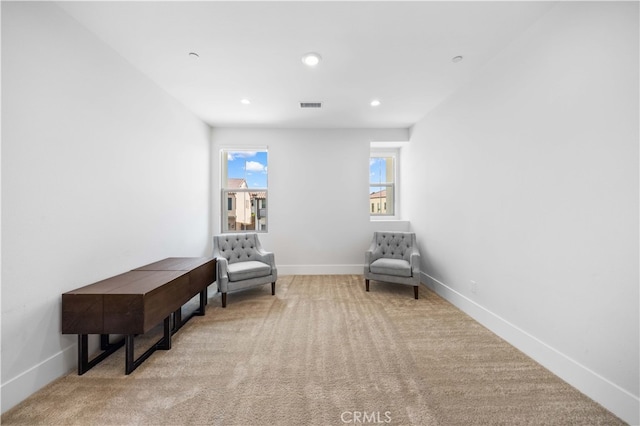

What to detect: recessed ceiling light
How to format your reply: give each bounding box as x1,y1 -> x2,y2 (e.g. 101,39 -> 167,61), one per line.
240,98 -> 251,105
189,52 -> 200,58
301,52 -> 322,67
370,99 -> 381,107
452,55 -> 463,63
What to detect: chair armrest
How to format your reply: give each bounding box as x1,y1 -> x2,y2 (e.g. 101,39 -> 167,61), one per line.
255,249 -> 276,268
215,256 -> 229,292
253,235 -> 275,268
365,250 -> 374,266
409,247 -> 421,276
366,237 -> 379,265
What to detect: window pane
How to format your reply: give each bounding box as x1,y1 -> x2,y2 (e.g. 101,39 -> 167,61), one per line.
222,189 -> 268,232
221,150 -> 268,233
369,185 -> 394,215
370,156 -> 393,184
224,151 -> 268,188
370,154 -> 395,216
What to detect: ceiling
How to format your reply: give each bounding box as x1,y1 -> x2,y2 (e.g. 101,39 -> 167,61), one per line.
56,1 -> 556,129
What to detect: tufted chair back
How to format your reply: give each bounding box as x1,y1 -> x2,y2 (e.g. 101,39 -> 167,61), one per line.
370,232 -> 416,263
213,233 -> 261,265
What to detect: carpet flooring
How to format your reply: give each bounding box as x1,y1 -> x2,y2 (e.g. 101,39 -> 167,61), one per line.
2,275 -> 624,425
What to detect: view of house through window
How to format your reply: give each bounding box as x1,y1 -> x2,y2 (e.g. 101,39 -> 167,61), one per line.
221,149 -> 268,232
370,154 -> 395,216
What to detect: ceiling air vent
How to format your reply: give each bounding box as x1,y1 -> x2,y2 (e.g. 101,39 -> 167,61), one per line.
300,102 -> 322,109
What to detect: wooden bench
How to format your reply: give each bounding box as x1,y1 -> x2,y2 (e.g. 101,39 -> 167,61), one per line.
62,257 -> 216,374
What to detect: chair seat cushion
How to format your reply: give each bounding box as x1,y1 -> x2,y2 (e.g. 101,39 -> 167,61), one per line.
370,258 -> 412,277
228,260 -> 272,282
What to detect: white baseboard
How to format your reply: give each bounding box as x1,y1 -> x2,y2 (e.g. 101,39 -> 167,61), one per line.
1,344 -> 76,414
422,272 -> 639,426
278,264 -> 363,276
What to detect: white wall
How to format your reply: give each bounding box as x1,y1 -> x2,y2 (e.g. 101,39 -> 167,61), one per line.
1,2 -> 211,412
404,2 -> 639,424
211,128 -> 409,275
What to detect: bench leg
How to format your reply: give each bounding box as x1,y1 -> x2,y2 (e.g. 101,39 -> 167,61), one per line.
125,316 -> 172,375
414,286 -> 419,300
125,335 -> 135,375
77,334 -> 125,375
172,289 -> 207,333
365,279 -> 370,292
172,308 -> 182,333
157,316 -> 172,350
197,289 -> 206,314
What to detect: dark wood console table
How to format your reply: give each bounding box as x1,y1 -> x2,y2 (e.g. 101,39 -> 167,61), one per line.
62,257 -> 216,375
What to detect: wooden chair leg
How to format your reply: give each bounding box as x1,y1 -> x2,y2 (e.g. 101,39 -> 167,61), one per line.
271,282 -> 276,295
222,292 -> 227,308
365,279 -> 370,292
414,286 -> 419,300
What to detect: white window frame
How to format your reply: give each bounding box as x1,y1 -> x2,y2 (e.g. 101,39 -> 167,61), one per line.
220,148 -> 269,233
370,147 -> 400,220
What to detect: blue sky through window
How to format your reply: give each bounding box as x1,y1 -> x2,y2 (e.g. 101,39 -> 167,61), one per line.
370,157 -> 387,184
227,151 -> 268,188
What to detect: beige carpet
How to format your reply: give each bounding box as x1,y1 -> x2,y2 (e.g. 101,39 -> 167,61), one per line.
2,275 -> 624,425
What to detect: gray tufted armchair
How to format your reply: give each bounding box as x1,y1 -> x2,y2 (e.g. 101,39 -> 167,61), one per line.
364,232 -> 421,299
212,233 -> 277,307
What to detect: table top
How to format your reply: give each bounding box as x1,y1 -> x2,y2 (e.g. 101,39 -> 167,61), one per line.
133,257 -> 215,271
63,270 -> 187,295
